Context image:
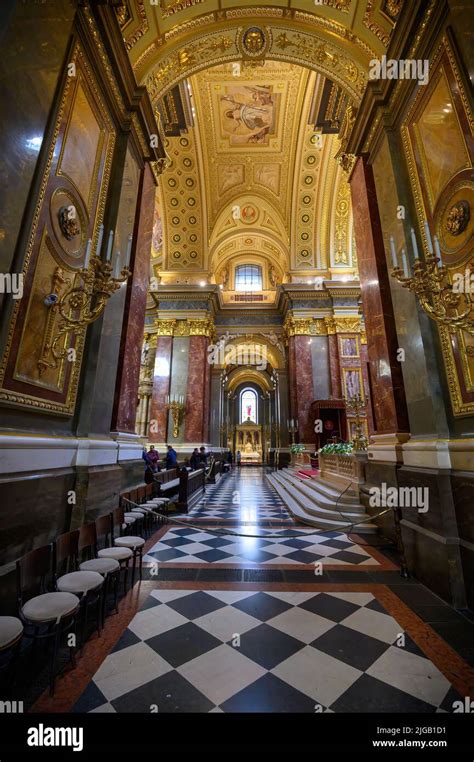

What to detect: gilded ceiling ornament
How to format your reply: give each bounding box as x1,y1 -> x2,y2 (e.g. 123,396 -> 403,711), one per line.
115,2 -> 131,27
445,200 -> 470,236
337,152 -> 356,174
58,205 -> 80,240
242,27 -> 266,56
159,0 -> 206,19
384,0 -> 404,19
363,0 -> 390,46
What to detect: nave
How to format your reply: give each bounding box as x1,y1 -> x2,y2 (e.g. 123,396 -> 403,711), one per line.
24,469 -> 474,715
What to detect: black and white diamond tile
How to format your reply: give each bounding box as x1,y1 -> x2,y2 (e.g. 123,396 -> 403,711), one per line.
181,469 -> 291,521
74,589 -> 459,713
144,527 -> 379,566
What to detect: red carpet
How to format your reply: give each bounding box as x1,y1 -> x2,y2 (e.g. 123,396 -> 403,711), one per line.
297,469 -> 319,479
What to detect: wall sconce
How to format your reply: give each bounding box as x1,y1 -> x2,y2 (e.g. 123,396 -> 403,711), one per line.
38,227 -> 132,376
389,221 -> 474,336
166,394 -> 186,438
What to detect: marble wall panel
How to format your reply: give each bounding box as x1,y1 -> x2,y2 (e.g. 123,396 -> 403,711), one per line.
113,163 -> 155,434
185,335 -> 208,443
310,336 -> 330,400
148,336 -> 172,443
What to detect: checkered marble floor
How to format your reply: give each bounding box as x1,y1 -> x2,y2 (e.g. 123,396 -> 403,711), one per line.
143,526 -> 379,566
181,468 -> 290,521
74,589 -> 460,713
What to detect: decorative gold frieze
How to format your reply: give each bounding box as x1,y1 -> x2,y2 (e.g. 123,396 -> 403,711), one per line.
145,25 -> 366,105
160,0 -> 206,19
325,316 -> 361,334
155,317 -> 216,341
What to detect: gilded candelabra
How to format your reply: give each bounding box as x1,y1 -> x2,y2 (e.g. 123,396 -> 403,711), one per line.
166,394 -> 186,438
38,228 -> 131,376
287,418 -> 298,445
389,222 -> 474,336
345,393 -> 367,451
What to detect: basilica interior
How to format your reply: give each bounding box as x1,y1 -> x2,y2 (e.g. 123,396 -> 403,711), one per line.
0,0 -> 474,732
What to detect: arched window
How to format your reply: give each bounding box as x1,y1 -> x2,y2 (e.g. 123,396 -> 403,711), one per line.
235,265 -> 262,292
240,388 -> 258,423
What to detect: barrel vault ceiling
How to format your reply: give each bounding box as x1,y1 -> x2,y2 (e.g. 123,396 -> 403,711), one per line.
114,1 -> 401,284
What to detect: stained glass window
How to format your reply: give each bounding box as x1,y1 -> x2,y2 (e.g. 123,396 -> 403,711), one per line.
240,388 -> 258,423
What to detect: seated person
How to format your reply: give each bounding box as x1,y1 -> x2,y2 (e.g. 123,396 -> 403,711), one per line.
190,448 -> 201,470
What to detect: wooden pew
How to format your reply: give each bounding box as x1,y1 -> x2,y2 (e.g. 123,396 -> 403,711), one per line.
152,468 -> 180,497
176,468 -> 205,513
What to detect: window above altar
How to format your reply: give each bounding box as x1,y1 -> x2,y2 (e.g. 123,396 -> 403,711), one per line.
240,388 -> 258,423
235,265 -> 262,292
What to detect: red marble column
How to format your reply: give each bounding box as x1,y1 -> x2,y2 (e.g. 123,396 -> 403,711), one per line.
185,335 -> 210,443
148,336 -> 172,443
288,336 -> 297,423
288,335 -> 314,443
328,333 -> 342,398
360,341 -> 375,436
112,164 -> 156,433
350,156 -> 409,434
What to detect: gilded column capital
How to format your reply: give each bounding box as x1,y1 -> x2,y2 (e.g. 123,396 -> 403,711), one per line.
284,315 -> 327,340
154,317 -> 216,341
155,318 -> 177,336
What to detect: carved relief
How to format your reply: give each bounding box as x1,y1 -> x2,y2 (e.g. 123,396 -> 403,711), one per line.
446,200 -> 470,236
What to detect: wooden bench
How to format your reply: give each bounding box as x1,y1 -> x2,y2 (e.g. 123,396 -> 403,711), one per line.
153,468 -> 180,497
176,468 -> 205,513
206,458 -> 224,484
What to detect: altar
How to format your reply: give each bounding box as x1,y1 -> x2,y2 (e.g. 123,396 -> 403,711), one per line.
235,420 -> 262,464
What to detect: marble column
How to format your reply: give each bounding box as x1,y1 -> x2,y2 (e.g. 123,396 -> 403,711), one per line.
360,339 -> 375,435
148,336 -> 172,443
350,156 -> 409,436
327,333 -> 342,398
184,335 -> 210,443
288,335 -> 315,443
112,164 -> 156,434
